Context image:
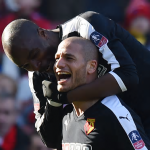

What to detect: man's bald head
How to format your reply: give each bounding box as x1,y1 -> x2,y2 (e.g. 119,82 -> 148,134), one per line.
1,19 -> 59,72
62,37 -> 99,62
2,19 -> 39,60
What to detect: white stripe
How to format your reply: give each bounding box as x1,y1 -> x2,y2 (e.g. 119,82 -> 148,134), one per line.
28,71 -> 45,131
101,95 -> 148,150
109,71 -> 127,92
28,71 -> 34,93
99,44 -> 120,70
35,111 -> 45,131
62,16 -> 95,40
77,16 -> 95,39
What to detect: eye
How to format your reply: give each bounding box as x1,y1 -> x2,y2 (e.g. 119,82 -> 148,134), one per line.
66,56 -> 73,60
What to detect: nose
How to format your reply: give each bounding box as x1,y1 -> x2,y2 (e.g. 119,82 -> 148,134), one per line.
55,57 -> 66,69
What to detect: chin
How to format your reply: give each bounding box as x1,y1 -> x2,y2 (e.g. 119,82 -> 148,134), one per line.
58,85 -> 71,92
58,88 -> 68,92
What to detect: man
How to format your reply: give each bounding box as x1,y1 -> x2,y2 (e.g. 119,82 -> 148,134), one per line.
42,37 -> 150,149
1,11 -> 150,139
0,93 -> 30,150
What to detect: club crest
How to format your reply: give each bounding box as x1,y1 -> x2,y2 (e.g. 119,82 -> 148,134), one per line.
84,118 -> 95,135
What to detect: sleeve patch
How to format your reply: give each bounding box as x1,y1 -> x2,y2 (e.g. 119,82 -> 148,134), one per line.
128,130 -> 145,149
90,31 -> 108,48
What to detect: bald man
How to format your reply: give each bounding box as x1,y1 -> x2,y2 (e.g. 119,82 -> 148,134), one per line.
2,11 -> 150,141
42,37 -> 150,149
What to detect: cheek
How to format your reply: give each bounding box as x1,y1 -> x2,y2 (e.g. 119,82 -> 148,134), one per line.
73,67 -> 86,85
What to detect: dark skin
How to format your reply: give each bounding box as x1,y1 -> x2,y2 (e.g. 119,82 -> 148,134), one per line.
2,19 -> 121,103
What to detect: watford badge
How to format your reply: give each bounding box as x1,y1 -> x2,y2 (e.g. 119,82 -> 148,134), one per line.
84,118 -> 95,135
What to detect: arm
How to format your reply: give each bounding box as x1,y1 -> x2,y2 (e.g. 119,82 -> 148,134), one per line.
68,73 -> 121,102
28,72 -> 62,148
60,11 -> 138,102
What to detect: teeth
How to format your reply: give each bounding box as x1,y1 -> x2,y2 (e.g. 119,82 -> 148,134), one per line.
60,79 -> 67,81
58,72 -> 70,75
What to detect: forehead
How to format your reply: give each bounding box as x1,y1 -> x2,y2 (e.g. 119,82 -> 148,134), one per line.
6,41 -> 36,67
57,40 -> 83,55
9,47 -> 30,66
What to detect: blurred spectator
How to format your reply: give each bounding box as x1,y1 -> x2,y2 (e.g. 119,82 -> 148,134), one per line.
0,74 -> 17,98
0,94 -> 30,150
124,0 -> 150,48
29,132 -> 54,150
4,0 -> 19,13
17,102 -> 35,135
0,73 -> 34,137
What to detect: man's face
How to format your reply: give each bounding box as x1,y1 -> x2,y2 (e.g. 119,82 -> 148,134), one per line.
54,41 -> 87,92
6,36 -> 56,73
0,98 -> 16,137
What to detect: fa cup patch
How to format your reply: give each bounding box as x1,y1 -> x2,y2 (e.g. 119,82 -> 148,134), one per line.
90,31 -> 108,48
128,130 -> 145,149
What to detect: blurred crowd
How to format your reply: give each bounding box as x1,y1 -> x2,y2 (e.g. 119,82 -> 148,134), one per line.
0,0 -> 150,149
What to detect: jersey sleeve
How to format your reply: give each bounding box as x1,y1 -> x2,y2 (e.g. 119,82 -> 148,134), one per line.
28,71 -> 62,148
60,11 -> 138,92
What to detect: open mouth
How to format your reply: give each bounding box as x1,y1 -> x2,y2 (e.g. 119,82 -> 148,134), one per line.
57,72 -> 71,81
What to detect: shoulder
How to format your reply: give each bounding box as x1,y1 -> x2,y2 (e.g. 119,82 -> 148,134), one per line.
79,11 -> 115,39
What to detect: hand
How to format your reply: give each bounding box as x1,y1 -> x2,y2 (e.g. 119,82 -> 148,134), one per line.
28,71 -> 56,111
42,80 -> 63,107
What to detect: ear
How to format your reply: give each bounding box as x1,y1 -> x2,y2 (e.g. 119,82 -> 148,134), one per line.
37,27 -> 47,38
86,60 -> 98,74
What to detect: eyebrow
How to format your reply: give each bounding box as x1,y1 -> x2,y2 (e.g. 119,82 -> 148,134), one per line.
55,53 -> 75,58
65,53 -> 75,57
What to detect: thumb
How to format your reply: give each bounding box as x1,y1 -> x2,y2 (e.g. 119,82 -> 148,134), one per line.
42,80 -> 52,98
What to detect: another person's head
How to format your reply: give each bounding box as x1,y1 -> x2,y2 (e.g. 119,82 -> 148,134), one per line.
2,19 -> 58,73
54,37 -> 99,92
0,74 -> 17,98
16,0 -> 41,16
0,95 -> 17,137
124,0 -> 150,45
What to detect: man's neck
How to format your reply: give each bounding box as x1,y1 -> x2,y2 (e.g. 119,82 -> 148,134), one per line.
72,99 -> 99,117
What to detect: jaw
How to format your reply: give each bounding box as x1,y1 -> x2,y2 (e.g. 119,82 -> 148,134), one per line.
57,76 -> 72,92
